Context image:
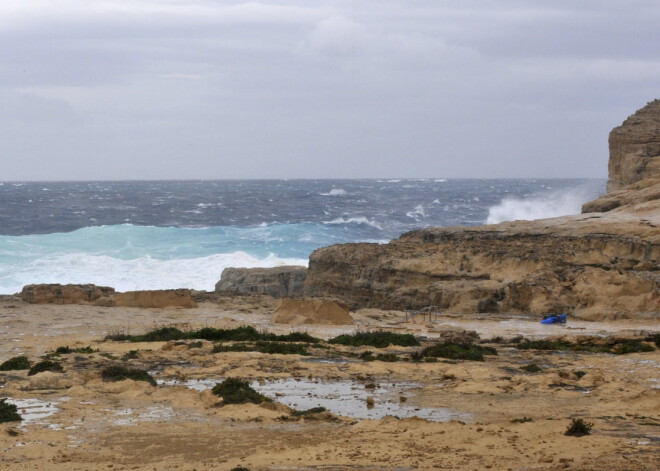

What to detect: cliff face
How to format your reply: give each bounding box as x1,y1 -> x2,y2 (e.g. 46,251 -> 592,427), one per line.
305,101 -> 660,319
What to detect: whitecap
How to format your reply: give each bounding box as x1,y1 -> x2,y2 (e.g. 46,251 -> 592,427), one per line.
323,217 -> 383,230
320,188 -> 347,196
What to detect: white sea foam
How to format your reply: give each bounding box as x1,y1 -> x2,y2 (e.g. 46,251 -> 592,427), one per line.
406,204 -> 426,221
486,186 -> 601,224
320,188 -> 347,196
0,252 -> 308,294
323,217 -> 383,230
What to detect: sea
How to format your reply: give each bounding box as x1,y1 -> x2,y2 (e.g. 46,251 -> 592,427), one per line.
0,179 -> 604,295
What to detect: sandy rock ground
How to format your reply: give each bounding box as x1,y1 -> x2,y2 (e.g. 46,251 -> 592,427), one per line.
1,294 -> 658,470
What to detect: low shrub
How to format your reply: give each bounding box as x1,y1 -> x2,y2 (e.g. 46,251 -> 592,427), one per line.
291,407 -> 326,417
646,332 -> 660,348
101,365 -> 156,386
0,356 -> 31,371
565,418 -> 593,436
0,399 -> 22,423
574,371 -> 587,379
416,342 -> 497,362
520,364 -> 543,373
106,325 -> 320,344
329,331 -> 419,348
28,360 -> 63,376
49,346 -> 97,357
211,378 -> 269,405
612,339 -> 655,355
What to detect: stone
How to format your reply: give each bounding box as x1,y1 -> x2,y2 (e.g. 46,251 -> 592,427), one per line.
215,266 -> 307,298
20,284 -> 115,305
272,297 -> 353,325
112,289 -> 197,308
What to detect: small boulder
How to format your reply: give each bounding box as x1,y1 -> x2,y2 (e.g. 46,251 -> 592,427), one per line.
272,297 -> 353,325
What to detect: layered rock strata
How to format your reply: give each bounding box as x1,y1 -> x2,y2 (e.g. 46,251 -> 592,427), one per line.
215,266 -> 307,298
20,284 -> 197,308
305,101 -> 660,319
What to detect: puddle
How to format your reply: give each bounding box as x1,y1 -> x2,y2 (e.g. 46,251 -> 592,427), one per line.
5,397 -> 63,426
159,377 -> 469,422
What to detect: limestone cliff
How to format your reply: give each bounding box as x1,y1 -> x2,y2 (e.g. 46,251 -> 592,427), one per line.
216,266 -> 307,298
305,101 -> 660,319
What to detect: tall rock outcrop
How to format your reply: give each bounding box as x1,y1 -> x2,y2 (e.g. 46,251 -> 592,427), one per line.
305,101 -> 660,319
215,266 -> 307,298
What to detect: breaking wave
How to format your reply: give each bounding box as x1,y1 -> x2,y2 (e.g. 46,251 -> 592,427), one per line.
486,185 -> 602,224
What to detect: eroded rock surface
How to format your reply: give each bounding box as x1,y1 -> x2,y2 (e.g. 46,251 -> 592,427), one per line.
273,297 -> 353,325
305,101 -> 660,319
216,266 -> 307,298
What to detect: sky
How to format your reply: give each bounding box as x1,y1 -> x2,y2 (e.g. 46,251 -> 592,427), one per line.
1,0 -> 659,180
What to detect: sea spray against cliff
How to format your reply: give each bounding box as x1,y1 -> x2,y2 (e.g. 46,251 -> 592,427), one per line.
485,183 -> 604,224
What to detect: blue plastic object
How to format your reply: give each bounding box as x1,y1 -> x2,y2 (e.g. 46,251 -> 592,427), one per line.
541,314 -> 567,324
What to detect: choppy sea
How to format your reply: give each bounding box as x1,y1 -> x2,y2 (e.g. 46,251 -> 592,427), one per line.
0,179 -> 604,294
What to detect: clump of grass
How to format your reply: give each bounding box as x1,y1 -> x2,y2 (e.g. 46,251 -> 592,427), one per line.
291,407 -> 326,417
212,342 -> 308,355
211,378 -> 269,405
187,341 -> 203,349
574,371 -> 587,379
329,330 -> 419,348
101,365 -> 156,386
106,325 -> 320,344
230,467 -> 250,471
0,399 -> 22,423
511,417 -> 533,423
413,342 -> 497,362
123,350 -> 139,360
27,360 -> 63,376
0,356 -> 31,371
515,338 -> 655,355
48,346 -> 97,357
612,339 -> 655,355
645,332 -> 660,348
565,418 -> 593,436
520,363 -> 543,373
6,428 -> 19,436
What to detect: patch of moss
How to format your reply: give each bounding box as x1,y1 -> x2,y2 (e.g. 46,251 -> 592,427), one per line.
291,407 -> 326,417
520,363 -> 543,373
27,360 -> 63,376
329,331 -> 419,348
565,418 -> 593,436
0,399 -> 22,423
211,378 -> 269,405
101,365 -> 156,386
612,339 -> 655,355
415,342 -> 497,362
0,356 -> 31,371
515,338 -> 655,355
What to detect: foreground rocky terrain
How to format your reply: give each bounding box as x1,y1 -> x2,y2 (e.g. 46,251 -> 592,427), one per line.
0,295 -> 659,470
305,100 -> 660,319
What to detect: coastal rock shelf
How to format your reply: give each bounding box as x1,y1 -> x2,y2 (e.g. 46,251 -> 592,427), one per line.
305,100 -> 660,319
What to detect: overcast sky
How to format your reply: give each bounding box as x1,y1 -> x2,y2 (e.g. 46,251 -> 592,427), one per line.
1,1 -> 659,180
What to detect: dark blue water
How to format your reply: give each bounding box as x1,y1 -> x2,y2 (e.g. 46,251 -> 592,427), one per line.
0,179 -> 604,293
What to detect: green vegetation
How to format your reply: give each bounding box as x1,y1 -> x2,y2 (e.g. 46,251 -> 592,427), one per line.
106,325 -> 320,344
0,399 -> 22,423
101,365 -> 156,386
211,378 -> 269,405
6,428 -> 19,436
329,331 -> 419,348
520,363 -> 543,373
291,407 -> 327,417
229,467 -> 250,471
574,371 -> 587,379
646,332 -> 660,347
0,356 -> 31,371
212,341 -> 309,355
565,418 -> 593,436
515,338 -> 655,355
511,417 -> 533,423
27,360 -> 63,376
48,346 -> 97,357
359,351 -> 401,362
413,342 -> 497,362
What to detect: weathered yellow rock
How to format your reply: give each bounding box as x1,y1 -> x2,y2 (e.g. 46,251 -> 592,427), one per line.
272,297 -> 353,325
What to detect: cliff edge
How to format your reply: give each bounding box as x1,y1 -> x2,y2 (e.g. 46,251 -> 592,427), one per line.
305,101 -> 660,319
